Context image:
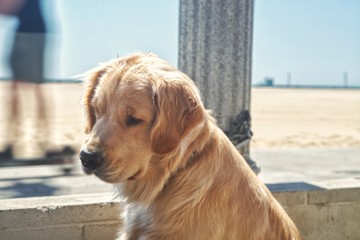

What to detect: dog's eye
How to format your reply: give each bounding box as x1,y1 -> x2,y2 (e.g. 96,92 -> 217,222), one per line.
126,116 -> 143,126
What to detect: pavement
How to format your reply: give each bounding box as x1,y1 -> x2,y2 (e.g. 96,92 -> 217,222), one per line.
0,148 -> 359,199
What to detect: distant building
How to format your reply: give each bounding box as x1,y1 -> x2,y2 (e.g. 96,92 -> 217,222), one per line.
264,77 -> 274,86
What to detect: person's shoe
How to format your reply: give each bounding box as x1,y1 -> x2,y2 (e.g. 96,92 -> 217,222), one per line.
0,145 -> 14,160
45,145 -> 76,158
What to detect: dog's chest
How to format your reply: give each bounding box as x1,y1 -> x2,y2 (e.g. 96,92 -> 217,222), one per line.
122,203 -> 153,239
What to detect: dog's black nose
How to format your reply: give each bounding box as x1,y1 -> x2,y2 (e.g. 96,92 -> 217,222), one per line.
79,150 -> 104,171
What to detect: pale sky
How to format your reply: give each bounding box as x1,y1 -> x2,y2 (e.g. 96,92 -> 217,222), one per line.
253,0 -> 360,86
0,0 -> 359,86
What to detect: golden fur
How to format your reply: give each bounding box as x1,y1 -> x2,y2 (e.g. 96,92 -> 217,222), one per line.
81,52 -> 302,240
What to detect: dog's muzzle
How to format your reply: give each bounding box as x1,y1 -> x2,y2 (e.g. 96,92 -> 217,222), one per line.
79,150 -> 104,173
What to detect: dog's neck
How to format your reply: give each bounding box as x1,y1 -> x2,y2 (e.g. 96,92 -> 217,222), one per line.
121,114 -> 212,206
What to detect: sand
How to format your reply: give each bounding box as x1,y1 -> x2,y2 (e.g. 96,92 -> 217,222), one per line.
0,82 -> 359,157
251,87 -> 360,149
0,82 -> 84,157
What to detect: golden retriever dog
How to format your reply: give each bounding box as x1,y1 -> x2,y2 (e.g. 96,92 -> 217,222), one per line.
79,52 -> 302,240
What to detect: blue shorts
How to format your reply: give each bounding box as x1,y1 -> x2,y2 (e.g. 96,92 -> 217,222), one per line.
9,33 -> 46,83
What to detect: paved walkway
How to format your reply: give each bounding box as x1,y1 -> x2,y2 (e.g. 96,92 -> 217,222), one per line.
0,148 -> 359,199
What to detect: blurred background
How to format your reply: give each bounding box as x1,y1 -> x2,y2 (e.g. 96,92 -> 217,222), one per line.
1,0 -> 359,85
0,0 -> 359,198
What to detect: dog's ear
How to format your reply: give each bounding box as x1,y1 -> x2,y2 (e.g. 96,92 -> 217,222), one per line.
81,66 -> 106,134
151,81 -> 205,154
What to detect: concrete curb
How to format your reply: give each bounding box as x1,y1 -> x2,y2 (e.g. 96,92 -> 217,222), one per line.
1,179 -> 360,240
0,193 -> 122,240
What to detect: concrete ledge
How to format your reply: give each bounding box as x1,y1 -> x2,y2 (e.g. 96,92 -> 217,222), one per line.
269,178 -> 360,240
1,179 -> 360,240
0,193 -> 122,240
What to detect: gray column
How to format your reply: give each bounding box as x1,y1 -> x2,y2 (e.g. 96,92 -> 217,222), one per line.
178,0 -> 254,162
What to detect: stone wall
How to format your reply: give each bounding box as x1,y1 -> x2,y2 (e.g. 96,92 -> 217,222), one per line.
1,179 -> 359,240
0,193 -> 121,240
271,179 -> 360,240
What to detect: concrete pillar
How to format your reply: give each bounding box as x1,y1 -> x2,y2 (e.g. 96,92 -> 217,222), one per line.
179,0 -> 259,173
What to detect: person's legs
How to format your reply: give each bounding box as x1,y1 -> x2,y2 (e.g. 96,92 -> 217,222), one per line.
8,33 -> 48,157
35,83 -> 49,152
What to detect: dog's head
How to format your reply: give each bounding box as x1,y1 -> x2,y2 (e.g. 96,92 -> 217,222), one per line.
80,53 -> 205,183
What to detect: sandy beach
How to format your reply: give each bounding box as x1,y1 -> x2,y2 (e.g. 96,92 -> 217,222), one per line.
0,82 -> 359,200
251,87 -> 360,149
0,82 -> 359,157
